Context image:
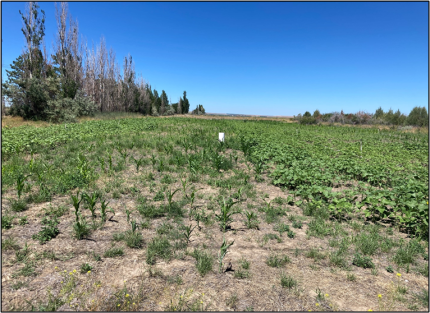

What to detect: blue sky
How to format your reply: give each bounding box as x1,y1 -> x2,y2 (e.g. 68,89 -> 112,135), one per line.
2,2 -> 428,116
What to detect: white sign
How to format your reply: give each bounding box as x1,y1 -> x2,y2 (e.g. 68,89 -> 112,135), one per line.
219,132 -> 225,142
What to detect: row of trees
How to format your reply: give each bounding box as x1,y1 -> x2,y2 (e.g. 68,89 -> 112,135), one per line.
296,107 -> 428,127
2,2 -> 200,122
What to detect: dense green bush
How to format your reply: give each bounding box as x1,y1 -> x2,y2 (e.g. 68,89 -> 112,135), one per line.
407,107 -> 428,127
299,116 -> 317,125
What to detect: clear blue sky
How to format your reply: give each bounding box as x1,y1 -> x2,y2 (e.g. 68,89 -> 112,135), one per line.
2,2 -> 428,116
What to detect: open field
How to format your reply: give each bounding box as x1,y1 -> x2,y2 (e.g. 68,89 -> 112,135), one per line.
1,116 -> 429,311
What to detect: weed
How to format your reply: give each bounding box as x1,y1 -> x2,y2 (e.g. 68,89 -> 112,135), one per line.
371,268 -> 379,276
414,289 -> 429,308
153,190 -> 165,201
352,253 -> 375,268
347,273 -> 356,281
240,257 -> 250,269
191,248 -> 214,276
2,236 -> 20,250
329,249 -> 348,268
307,218 -> 331,238
266,253 -> 291,268
91,251 -> 102,262
355,232 -> 380,255
386,265 -> 394,273
292,220 -> 303,229
104,246 -> 124,258
263,233 -> 282,243
280,271 -> 297,289
2,213 -> 15,229
287,230 -> 296,238
226,294 -> 239,309
167,274 -> 183,285
273,222 -> 290,236
146,236 -> 172,265
80,263 -> 93,273
18,216 -> 28,226
32,216 -> 60,244
10,199 -> 28,212
305,248 -> 326,261
11,281 -> 27,290
234,269 -> 250,279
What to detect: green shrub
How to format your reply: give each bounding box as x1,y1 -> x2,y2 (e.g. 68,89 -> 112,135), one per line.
280,271 -> 297,289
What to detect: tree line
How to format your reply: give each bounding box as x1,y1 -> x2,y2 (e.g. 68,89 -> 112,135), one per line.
296,106 -> 428,127
2,2 -> 205,122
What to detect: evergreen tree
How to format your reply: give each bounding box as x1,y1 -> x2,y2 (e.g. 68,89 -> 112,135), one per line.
374,106 -> 384,119
385,108 -> 394,124
183,91 -> 190,113
177,97 -> 183,114
407,107 -> 428,126
160,90 -> 168,115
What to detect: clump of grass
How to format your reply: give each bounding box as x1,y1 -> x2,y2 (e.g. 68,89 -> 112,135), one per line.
280,271 -> 297,289
2,213 -> 15,229
355,232 -> 380,255
2,236 -> 20,250
347,273 -> 356,281
273,222 -> 289,236
191,248 -> 214,276
414,289 -> 429,308
239,257 -> 250,269
292,220 -> 302,229
146,236 -> 172,265
352,253 -> 375,269
393,239 -> 425,266
104,246 -> 124,258
307,217 -> 331,238
305,248 -> 326,261
18,216 -> 28,225
10,199 -> 28,212
329,249 -> 348,268
263,233 -> 282,243
266,253 -> 291,268
234,268 -> 250,279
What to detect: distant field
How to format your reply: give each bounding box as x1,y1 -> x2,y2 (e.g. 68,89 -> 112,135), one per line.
1,116 -> 428,311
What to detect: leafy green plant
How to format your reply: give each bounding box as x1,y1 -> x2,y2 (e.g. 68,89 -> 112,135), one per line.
130,156 -> 145,172
82,191 -> 100,219
166,188 -> 181,213
215,197 -> 241,232
243,210 -> 259,229
80,263 -> 93,273
32,216 -> 60,244
352,253 -> 375,269
182,224 -> 196,245
218,237 -> 234,273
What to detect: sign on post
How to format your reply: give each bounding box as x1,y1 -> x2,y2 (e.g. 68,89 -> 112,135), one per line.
219,132 -> 225,142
